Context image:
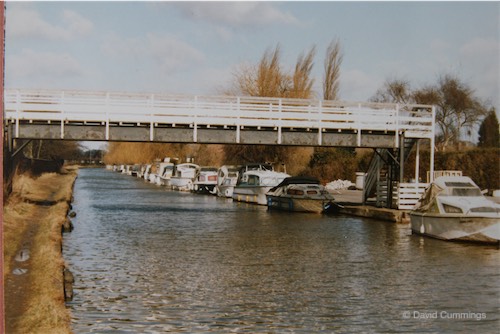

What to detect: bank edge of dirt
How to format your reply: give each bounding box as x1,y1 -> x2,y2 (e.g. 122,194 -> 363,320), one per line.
3,165 -> 78,334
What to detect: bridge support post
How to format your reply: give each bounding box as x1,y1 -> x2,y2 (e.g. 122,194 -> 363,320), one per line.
429,106 -> 436,183
415,139 -> 420,183
399,133 -> 405,183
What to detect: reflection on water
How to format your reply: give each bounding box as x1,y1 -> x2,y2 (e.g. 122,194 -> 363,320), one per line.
64,169 -> 499,333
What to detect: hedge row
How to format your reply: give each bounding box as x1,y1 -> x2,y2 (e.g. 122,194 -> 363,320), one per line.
404,148 -> 499,191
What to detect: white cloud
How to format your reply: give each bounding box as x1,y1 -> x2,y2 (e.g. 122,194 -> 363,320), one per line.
101,33 -> 204,75
339,69 -> 382,102
6,6 -> 93,41
173,2 -> 299,27
6,49 -> 84,86
146,33 -> 205,73
460,38 -> 499,108
62,9 -> 94,37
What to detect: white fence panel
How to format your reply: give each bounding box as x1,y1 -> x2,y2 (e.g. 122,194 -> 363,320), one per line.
396,183 -> 429,210
4,89 -> 435,144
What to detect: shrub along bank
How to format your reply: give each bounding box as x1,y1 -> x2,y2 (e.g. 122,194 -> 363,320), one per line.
404,148 -> 499,191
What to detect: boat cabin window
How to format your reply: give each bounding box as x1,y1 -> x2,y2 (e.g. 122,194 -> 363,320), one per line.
247,175 -> 259,185
445,182 -> 474,187
450,188 -> 482,197
287,189 -> 304,195
471,207 -> 500,213
307,190 -> 318,195
442,204 -> 463,213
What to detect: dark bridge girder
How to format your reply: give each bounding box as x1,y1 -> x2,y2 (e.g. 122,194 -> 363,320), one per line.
8,122 -> 400,148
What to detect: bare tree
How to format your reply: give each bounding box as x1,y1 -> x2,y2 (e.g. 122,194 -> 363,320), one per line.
256,45 -> 289,97
231,45 -> 290,98
225,44 -> 317,172
413,74 -> 488,151
232,62 -> 258,97
289,46 -> 316,99
323,39 -> 343,100
24,140 -> 82,160
371,78 -> 412,104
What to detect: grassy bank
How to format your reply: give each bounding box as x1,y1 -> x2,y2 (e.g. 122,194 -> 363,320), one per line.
3,166 -> 78,333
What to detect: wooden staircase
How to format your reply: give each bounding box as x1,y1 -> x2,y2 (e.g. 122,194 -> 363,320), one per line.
362,137 -> 417,208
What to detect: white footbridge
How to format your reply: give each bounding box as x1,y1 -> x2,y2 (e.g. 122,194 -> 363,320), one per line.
5,89 -> 434,147
4,89 -> 436,209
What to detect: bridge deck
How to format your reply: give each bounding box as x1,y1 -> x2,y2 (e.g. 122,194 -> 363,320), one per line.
4,89 -> 435,147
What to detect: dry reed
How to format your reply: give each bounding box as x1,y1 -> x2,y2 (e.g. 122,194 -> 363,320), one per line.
3,166 -> 77,334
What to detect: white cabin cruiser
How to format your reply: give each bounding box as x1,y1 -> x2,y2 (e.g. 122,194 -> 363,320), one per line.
410,176 -> 500,244
170,163 -> 200,191
156,160 -> 175,186
232,163 -> 290,205
216,165 -> 241,198
266,177 -> 339,213
193,167 -> 218,194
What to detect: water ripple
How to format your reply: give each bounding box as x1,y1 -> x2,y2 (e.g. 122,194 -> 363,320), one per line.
64,169 -> 500,333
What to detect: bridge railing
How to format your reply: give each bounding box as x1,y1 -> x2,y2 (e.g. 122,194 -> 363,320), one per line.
4,89 -> 435,142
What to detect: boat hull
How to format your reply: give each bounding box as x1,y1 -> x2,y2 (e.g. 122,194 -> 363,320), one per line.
217,185 -> 235,198
233,186 -> 271,205
410,213 -> 500,244
193,183 -> 217,194
267,196 -> 326,213
171,177 -> 193,191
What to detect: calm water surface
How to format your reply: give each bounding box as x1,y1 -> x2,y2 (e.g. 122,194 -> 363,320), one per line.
64,169 -> 499,333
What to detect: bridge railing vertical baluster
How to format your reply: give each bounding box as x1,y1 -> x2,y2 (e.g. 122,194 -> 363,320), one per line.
60,91 -> 65,139
395,104 -> 400,148
193,96 -> 198,142
15,89 -> 20,138
150,94 -> 154,142
318,100 -> 322,146
357,103 -> 362,146
236,97 -> 240,143
105,92 -> 110,140
277,99 -> 282,145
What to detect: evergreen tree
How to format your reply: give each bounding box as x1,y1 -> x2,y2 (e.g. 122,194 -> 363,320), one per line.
478,109 -> 499,148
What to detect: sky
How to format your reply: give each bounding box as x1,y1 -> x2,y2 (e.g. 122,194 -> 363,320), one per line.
5,1 -> 500,148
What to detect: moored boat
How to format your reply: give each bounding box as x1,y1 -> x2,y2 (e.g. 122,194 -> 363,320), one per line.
410,176 -> 500,244
156,159 -> 175,186
193,167 -> 218,194
170,163 -> 201,191
216,165 -> 241,198
232,163 -> 290,205
266,177 -> 339,213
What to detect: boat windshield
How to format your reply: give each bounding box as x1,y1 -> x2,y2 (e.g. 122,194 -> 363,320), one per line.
261,177 -> 286,186
447,188 -> 482,197
471,207 -> 500,213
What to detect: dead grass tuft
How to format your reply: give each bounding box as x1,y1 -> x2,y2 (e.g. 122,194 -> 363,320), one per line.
4,166 -> 78,334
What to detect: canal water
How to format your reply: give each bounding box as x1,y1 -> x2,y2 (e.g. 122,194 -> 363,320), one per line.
64,168 -> 499,333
